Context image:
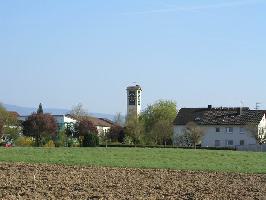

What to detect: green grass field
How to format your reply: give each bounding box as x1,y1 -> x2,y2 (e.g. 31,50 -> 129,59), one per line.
0,147 -> 265,173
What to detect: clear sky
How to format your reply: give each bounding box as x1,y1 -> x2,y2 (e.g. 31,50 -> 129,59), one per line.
0,0 -> 265,114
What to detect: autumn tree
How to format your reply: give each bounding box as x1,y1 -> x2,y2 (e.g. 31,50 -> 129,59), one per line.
74,119 -> 98,146
22,113 -> 57,146
184,122 -> 204,149
108,125 -> 125,143
140,100 -> 177,145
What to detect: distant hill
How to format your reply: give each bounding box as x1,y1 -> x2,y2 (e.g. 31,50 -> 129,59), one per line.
3,103 -> 117,121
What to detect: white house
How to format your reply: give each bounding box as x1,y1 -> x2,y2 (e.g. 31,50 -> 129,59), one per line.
85,116 -> 115,136
173,105 -> 266,148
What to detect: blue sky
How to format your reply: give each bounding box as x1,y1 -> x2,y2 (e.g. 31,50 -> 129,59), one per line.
0,0 -> 265,114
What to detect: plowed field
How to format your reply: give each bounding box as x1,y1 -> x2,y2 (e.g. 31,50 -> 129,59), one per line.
0,163 -> 265,200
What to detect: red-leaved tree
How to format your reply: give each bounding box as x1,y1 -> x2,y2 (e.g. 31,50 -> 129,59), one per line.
74,119 -> 98,138
108,125 -> 125,143
22,113 -> 57,146
74,119 -> 98,147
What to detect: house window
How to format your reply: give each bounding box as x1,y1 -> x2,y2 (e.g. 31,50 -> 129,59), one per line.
240,140 -> 245,145
226,140 -> 234,146
240,127 -> 244,134
215,140 -> 220,147
216,127 -> 220,132
226,127 -> 233,133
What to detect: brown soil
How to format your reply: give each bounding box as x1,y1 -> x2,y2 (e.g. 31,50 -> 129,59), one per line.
0,163 -> 265,200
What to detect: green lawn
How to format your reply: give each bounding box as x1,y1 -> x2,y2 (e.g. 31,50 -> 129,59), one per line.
0,147 -> 265,173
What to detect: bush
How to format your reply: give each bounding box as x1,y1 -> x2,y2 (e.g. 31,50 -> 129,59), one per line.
124,135 -> 133,145
54,130 -> 67,147
15,136 -> 34,147
83,132 -> 99,147
67,137 -> 80,147
44,140 -> 55,147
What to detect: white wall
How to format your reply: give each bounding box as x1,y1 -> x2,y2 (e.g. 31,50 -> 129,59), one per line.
96,126 -> 111,136
201,126 -> 256,147
173,125 -> 257,147
19,115 -> 77,129
258,114 -> 266,141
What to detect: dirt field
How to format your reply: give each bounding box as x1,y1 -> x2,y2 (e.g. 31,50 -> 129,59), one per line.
0,163 -> 265,200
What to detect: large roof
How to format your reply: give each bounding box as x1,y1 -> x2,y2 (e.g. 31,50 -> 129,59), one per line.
8,111 -> 20,118
173,107 -> 266,126
85,116 -> 114,127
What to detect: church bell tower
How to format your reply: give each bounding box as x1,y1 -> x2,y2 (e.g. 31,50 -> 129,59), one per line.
126,85 -> 142,117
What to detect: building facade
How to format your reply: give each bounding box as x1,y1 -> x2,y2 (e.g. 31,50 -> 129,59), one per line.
173,106 -> 266,148
85,116 -> 115,136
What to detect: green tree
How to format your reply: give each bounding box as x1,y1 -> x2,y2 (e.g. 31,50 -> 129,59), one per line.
37,103 -> 43,114
151,119 -> 173,146
83,132 -> 99,147
140,100 -> 177,145
125,113 -> 144,145
0,104 -> 20,142
54,129 -> 67,147
0,104 -> 6,136
99,130 -> 109,147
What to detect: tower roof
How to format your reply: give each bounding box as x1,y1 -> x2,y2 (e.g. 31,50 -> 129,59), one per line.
126,85 -> 142,91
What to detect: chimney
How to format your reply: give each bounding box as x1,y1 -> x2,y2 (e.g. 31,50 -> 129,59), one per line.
237,107 -> 243,115
208,105 -> 212,110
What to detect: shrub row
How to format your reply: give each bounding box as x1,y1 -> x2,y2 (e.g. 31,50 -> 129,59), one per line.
98,144 -> 236,150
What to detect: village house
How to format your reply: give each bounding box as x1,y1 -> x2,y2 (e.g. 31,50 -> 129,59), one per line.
85,116 -> 115,136
173,105 -> 266,148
